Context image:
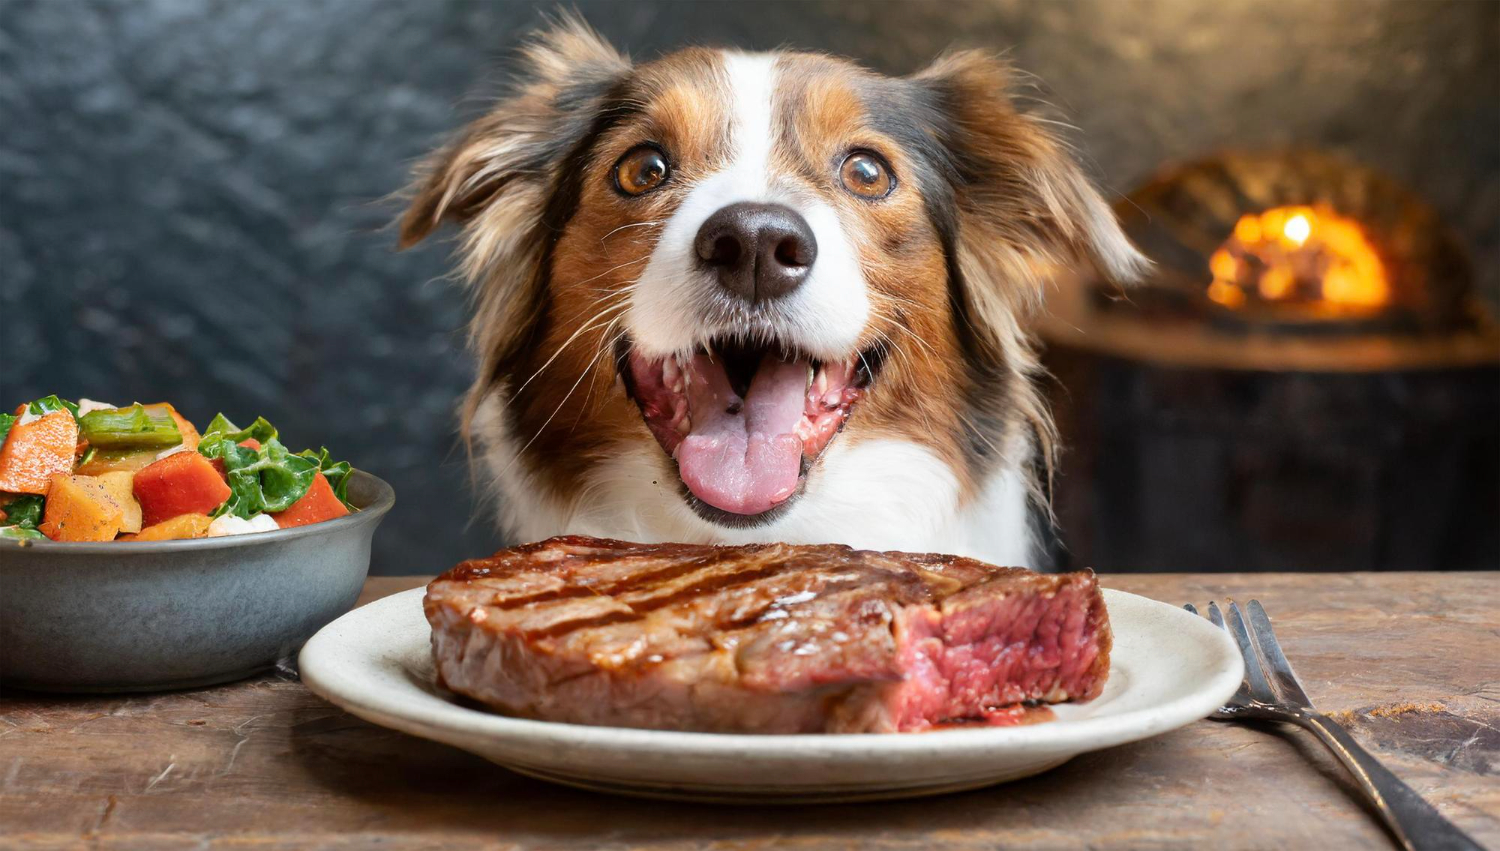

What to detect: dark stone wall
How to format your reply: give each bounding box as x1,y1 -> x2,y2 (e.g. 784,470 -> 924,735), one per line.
3,0 -> 1495,574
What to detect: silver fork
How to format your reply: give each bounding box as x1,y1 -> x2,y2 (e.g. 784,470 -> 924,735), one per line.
1185,600 -> 1481,851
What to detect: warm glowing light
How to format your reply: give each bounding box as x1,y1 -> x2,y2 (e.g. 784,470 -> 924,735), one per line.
1207,279 -> 1246,308
1210,249 -> 1239,283
1207,204 -> 1389,314
1233,215 -> 1262,244
1259,267 -> 1295,300
1283,213 -> 1311,246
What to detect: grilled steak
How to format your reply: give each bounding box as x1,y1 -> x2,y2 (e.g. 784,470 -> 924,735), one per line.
425,536 -> 1111,734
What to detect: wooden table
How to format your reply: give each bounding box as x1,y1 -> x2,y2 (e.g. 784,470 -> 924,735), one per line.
3,572 -> 1496,849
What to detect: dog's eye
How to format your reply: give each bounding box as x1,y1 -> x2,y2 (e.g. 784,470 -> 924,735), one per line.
614,146 -> 670,196
839,152 -> 894,199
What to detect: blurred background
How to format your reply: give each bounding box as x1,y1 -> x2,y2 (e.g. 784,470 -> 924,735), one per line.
3,0 -> 1496,575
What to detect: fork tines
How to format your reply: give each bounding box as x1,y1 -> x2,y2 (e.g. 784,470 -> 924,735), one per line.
1184,599 -> 1311,710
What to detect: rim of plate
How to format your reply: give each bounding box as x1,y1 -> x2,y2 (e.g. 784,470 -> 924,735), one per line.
301,586 -> 1244,755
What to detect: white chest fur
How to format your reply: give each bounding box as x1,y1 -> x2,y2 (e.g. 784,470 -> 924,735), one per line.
474,395 -> 1039,569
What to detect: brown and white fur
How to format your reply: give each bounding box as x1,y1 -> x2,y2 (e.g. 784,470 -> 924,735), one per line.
399,19 -> 1145,568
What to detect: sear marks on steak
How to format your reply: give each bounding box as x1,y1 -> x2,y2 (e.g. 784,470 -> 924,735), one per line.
425,536 -> 1111,734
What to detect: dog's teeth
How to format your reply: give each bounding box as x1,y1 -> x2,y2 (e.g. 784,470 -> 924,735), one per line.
674,414 -> 692,435
824,391 -> 843,409
662,357 -> 680,389
805,364 -> 815,391
813,369 -> 828,398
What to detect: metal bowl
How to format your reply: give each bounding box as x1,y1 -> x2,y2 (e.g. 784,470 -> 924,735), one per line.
0,470 -> 394,693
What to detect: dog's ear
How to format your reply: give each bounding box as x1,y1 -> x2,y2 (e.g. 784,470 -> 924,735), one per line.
398,16 -> 630,253
911,51 -> 1147,324
399,16 -> 630,439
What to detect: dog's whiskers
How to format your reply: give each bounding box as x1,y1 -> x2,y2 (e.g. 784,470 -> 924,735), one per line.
512,295 -> 631,398
504,314 -> 625,477
571,323 -> 630,432
599,220 -> 664,244
869,331 -> 941,440
570,254 -> 652,290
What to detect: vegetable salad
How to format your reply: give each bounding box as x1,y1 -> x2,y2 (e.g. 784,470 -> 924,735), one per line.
0,396 -> 355,543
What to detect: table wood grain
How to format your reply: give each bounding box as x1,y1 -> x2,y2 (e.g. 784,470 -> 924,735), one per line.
2,572 -> 1496,850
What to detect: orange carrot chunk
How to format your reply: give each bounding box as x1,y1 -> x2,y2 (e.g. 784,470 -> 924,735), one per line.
132,451 -> 232,527
0,411 -> 80,495
39,474 -> 125,542
121,513 -> 213,542
270,472 -> 349,529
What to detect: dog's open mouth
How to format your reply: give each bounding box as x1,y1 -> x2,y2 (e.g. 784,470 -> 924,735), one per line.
622,337 -> 876,520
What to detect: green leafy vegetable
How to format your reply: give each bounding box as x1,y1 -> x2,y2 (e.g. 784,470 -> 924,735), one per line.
297,447 -> 354,508
201,414 -> 278,445
198,438 -> 258,518
199,414 -> 294,517
202,413 -> 233,435
196,414 -> 356,517
2,495 -> 45,530
1,494 -> 46,542
0,525 -> 44,542
25,395 -> 79,422
0,413 -> 14,446
78,404 -> 182,450
252,440 -> 321,513
200,435 -> 319,519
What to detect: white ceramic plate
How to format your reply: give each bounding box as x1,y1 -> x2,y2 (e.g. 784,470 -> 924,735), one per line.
300,587 -> 1243,803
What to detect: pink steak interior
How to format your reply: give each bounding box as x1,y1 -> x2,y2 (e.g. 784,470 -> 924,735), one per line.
625,340 -> 868,517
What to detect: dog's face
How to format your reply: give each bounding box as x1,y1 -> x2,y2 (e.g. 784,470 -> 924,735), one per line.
401,21 -> 1143,544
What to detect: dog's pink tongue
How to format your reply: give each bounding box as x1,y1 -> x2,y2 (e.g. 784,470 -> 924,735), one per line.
675,353 -> 807,515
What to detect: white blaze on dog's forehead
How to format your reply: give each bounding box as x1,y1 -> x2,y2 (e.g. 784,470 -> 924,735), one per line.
721,51 -> 776,197
625,49 -> 870,362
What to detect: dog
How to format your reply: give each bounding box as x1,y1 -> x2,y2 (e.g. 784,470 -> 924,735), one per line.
399,18 -> 1145,568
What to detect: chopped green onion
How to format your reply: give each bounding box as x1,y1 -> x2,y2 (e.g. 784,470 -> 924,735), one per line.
79,404 -> 182,450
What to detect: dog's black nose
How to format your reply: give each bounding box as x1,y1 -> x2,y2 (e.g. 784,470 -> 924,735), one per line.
694,202 -> 817,304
